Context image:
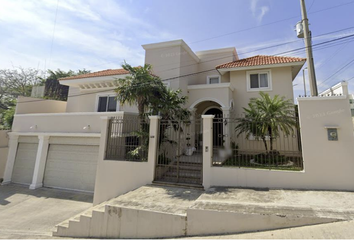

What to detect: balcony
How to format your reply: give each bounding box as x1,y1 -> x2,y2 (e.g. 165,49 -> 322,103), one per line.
187,83 -> 234,109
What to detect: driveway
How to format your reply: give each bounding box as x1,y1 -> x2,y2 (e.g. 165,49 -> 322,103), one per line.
0,184 -> 93,239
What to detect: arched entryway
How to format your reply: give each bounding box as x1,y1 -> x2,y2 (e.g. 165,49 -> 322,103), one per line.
204,108 -> 223,147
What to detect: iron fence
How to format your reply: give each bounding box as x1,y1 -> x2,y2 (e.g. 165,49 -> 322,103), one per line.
105,116 -> 149,161
212,116 -> 303,171
155,119 -> 203,185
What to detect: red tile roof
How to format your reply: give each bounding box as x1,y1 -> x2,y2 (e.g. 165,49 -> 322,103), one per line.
216,55 -> 306,69
59,68 -> 130,81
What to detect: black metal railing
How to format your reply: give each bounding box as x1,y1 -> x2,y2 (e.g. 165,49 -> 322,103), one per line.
155,119 -> 203,185
105,116 -> 149,161
212,116 -> 303,171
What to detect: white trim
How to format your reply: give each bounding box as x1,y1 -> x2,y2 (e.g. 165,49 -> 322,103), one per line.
206,75 -> 221,84
297,96 -> 347,101
202,106 -> 222,115
95,92 -> 120,112
8,132 -> 101,137
218,61 -> 305,75
188,83 -> 234,91
189,97 -> 226,108
59,74 -> 129,87
14,111 -> 127,117
142,39 -> 200,63
246,69 -> 272,92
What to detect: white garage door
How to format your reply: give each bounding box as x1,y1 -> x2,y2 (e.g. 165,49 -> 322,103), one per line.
43,144 -> 99,192
12,143 -> 38,185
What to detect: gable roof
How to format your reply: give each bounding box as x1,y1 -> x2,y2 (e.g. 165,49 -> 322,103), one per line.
59,68 -> 129,81
216,55 -> 306,69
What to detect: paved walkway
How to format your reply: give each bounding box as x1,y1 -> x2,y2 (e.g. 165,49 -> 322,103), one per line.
0,184 -> 93,239
189,220 -> 354,239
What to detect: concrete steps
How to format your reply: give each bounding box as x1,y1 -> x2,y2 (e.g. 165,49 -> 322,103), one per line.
53,185 -> 354,238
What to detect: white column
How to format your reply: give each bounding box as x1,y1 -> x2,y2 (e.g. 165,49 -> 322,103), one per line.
2,134 -> 19,185
221,107 -> 231,149
202,115 -> 214,190
148,116 -> 161,181
29,135 -> 50,189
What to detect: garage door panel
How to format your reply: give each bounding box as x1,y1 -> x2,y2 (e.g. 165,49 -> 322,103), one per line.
44,144 -> 99,192
12,143 -> 38,185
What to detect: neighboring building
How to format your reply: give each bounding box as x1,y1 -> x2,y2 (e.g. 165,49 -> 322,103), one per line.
3,39 -> 305,194
319,81 -> 354,116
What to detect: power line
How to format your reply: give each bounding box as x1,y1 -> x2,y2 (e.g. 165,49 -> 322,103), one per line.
15,33 -> 354,105
189,0 -> 354,45
88,2 -> 354,70
46,0 -> 60,75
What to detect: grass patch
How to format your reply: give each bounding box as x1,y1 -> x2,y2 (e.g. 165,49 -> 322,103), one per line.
220,155 -> 303,171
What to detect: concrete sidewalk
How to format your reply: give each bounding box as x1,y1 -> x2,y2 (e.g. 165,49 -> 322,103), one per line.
189,220 -> 354,239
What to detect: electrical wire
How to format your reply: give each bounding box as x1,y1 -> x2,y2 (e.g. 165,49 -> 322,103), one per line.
14,33 -> 354,106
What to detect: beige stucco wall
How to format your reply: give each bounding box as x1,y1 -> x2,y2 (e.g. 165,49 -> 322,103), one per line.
65,87 -> 138,113
187,86 -> 233,110
16,96 -> 67,114
0,130 -> 9,180
196,51 -> 235,85
12,112 -> 125,133
229,67 -> 294,116
204,96 -> 354,191
93,117 -> 157,205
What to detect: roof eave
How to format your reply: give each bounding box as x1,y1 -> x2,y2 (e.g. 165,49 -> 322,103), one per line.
217,61 -> 306,76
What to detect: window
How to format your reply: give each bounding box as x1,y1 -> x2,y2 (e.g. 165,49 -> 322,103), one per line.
97,96 -> 117,112
247,70 -> 272,91
207,75 -> 220,84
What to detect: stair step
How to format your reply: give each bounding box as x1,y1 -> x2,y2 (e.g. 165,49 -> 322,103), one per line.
152,181 -> 204,189
164,171 -> 201,178
158,176 -> 202,185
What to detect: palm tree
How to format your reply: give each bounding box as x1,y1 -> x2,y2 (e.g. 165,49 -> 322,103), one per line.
115,62 -> 165,121
235,92 -> 297,153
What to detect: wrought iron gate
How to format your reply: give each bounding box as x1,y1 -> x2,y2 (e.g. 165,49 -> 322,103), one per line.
154,119 -> 203,185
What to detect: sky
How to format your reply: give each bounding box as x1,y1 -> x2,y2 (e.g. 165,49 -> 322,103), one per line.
1,0 -> 354,99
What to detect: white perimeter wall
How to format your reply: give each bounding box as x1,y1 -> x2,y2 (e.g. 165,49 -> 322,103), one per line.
204,96 -> 354,191
16,96 -> 67,114
93,117 -> 158,205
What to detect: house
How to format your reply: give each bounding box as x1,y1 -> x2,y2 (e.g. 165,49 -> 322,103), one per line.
2,39 -> 306,195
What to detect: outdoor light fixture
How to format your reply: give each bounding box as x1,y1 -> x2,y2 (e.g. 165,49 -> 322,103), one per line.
29,125 -> 37,130
83,125 -> 91,130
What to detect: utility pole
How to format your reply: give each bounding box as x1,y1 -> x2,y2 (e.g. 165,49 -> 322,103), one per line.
300,0 -> 318,96
303,68 -> 307,97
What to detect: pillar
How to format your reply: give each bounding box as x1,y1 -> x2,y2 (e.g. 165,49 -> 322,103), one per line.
2,134 -> 19,185
30,135 -> 50,189
148,116 -> 161,180
202,115 -> 214,189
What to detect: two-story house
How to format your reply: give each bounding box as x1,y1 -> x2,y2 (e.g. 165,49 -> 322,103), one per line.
3,39 -> 305,194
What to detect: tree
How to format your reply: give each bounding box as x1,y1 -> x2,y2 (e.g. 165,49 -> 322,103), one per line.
235,92 -> 297,153
0,67 -> 42,129
43,69 -> 91,101
0,67 -> 42,101
115,63 -> 165,121
115,62 -> 190,161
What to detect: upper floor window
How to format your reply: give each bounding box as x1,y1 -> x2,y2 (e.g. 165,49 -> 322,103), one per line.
247,70 -> 272,91
207,75 -> 220,84
97,95 -> 117,112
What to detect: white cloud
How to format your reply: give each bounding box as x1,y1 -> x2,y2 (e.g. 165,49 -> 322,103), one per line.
0,0 -> 176,72
250,0 -> 270,24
